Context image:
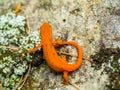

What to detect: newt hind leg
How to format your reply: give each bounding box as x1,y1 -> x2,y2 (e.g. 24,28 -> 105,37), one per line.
61,56 -> 67,63
62,71 -> 69,84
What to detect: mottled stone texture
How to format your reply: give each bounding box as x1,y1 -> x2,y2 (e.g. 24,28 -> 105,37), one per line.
0,0 -> 120,90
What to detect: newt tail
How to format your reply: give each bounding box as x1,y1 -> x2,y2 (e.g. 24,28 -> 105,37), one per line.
28,22 -> 82,84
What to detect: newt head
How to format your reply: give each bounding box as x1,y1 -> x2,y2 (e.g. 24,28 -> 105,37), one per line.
40,22 -> 52,42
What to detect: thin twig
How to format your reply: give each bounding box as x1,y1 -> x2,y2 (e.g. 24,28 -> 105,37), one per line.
14,75 -> 24,90
0,83 -> 2,90
57,51 -> 78,57
69,82 -> 80,90
0,83 -> 1,90
17,63 -> 31,90
26,15 -> 31,35
0,79 -> 3,90
0,46 -> 19,50
57,51 -> 92,62
0,77 -> 4,90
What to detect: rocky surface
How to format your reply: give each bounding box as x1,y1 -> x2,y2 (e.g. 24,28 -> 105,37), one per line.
0,0 -> 120,90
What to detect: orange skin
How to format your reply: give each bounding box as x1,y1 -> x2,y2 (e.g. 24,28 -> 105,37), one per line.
28,22 -> 82,84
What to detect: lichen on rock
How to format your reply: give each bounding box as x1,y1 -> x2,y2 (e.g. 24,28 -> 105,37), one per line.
0,12 -> 39,90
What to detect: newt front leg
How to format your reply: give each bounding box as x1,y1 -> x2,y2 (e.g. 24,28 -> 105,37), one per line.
28,43 -> 42,53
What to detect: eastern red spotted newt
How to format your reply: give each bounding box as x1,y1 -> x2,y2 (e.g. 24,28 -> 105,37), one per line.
28,22 -> 82,84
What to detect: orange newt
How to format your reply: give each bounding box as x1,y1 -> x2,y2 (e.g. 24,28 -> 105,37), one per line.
28,22 -> 82,84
